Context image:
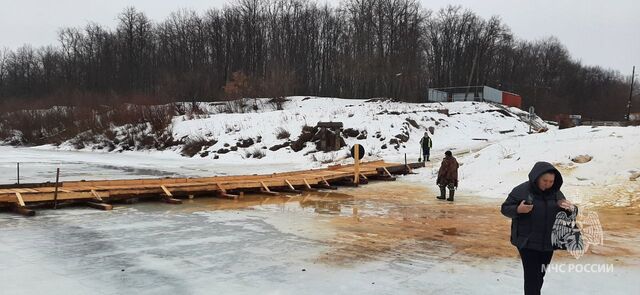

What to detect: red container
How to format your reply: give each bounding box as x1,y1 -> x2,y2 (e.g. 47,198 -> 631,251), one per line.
501,92 -> 522,109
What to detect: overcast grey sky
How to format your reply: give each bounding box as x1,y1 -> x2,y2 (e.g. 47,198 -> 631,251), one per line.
0,0 -> 638,75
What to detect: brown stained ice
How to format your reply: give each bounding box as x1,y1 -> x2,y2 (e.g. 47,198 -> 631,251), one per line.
169,181 -> 640,267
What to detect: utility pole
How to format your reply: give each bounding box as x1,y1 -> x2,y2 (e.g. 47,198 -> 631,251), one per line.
627,66 -> 635,121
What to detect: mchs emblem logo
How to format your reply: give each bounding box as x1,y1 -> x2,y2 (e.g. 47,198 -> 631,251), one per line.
552,206 -> 604,259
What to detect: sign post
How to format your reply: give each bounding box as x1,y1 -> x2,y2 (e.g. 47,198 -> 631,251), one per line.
528,106 -> 535,133
354,144 -> 360,184
350,144 -> 365,185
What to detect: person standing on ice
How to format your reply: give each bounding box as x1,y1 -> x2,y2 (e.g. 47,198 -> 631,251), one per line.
436,150 -> 458,201
500,162 -> 574,295
419,132 -> 432,162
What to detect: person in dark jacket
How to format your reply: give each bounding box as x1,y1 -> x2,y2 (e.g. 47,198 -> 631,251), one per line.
420,132 -> 433,162
436,150 -> 458,201
501,162 -> 574,295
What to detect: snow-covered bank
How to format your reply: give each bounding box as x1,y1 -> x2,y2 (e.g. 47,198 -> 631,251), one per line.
405,125 -> 640,206
7,97 -> 544,165
1,97 -> 549,184
2,97 -> 638,208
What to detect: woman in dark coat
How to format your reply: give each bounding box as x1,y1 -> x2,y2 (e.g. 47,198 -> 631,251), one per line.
501,161 -> 574,295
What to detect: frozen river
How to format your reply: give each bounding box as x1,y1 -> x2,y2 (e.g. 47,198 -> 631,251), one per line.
0,146 -> 638,294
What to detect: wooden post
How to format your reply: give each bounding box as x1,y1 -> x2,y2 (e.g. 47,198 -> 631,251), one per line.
627,66 -> 635,121
53,168 -> 60,209
285,179 -> 296,191
16,163 -> 20,185
354,144 -> 360,184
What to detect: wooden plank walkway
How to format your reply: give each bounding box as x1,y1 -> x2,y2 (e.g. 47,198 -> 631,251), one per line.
0,160 -> 425,216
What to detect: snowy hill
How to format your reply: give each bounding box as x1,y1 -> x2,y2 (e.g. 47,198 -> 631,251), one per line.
8,96 -> 545,166
53,96 -> 543,165
2,96 -> 638,207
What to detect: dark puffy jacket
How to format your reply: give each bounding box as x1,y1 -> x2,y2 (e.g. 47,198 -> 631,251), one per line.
501,162 -> 566,251
420,136 -> 432,150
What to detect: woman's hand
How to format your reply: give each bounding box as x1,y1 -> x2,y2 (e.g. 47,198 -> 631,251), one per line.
557,199 -> 574,211
517,200 -> 533,214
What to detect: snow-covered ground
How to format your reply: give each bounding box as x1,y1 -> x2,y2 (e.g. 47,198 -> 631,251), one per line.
405,125 -> 640,207
167,97 -> 545,164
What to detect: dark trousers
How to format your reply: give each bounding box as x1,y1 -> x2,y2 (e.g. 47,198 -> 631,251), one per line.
423,149 -> 430,161
518,248 -> 554,295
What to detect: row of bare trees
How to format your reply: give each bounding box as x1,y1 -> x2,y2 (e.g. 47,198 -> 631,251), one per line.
0,0 -> 635,119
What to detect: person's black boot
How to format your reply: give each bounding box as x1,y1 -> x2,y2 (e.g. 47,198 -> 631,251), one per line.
437,186 -> 446,200
447,189 -> 455,202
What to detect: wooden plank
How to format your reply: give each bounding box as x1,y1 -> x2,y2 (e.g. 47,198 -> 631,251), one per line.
15,192 -> 25,207
90,190 -> 103,201
86,202 -> 113,211
216,191 -> 239,199
0,160 -> 426,216
216,183 -> 227,193
303,179 -> 312,189
59,160 -> 390,188
405,165 -> 413,173
0,191 -> 94,203
285,179 -> 295,191
164,198 -> 183,204
159,185 -> 182,204
260,181 -> 271,192
2,176 -> 340,203
161,185 -> 173,197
